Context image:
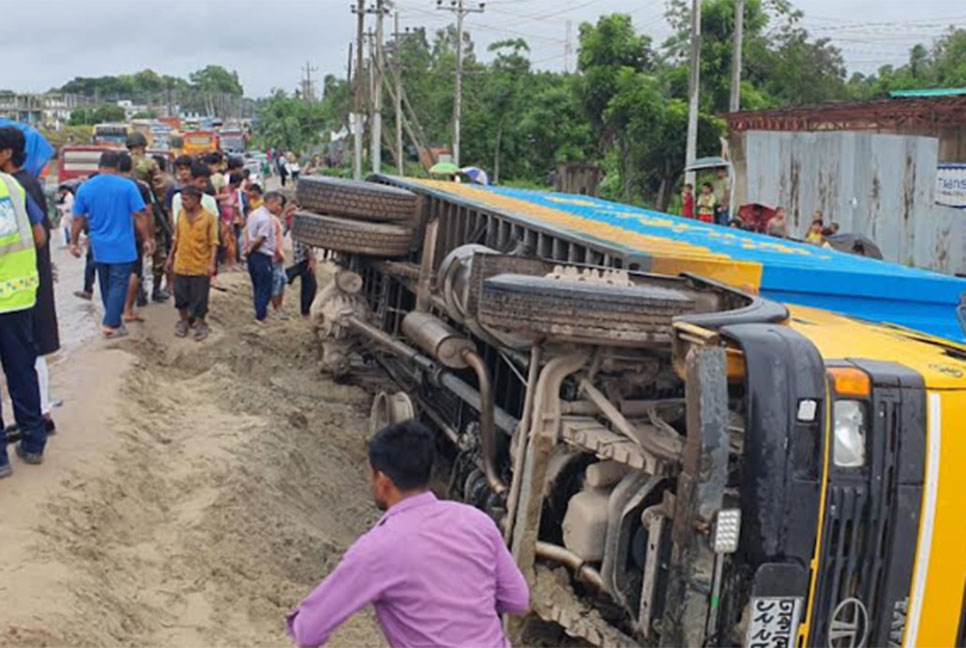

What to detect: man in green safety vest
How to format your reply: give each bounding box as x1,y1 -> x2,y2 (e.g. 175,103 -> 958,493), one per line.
0,170 -> 46,476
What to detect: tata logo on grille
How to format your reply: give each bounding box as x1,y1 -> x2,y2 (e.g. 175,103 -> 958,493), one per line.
829,598 -> 870,648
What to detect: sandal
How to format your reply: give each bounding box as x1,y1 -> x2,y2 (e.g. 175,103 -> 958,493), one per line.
175,321 -> 190,338
102,326 -> 129,339
123,313 -> 145,323
193,324 -> 210,341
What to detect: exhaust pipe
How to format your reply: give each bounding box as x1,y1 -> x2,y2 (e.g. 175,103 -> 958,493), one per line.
400,311 -> 507,495
461,348 -> 507,495
535,541 -> 606,591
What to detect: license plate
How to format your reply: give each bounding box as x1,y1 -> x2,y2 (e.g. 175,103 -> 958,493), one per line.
745,596 -> 803,648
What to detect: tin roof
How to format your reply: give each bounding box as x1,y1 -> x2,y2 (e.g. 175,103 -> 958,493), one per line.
725,94 -> 966,132
890,87 -> 966,98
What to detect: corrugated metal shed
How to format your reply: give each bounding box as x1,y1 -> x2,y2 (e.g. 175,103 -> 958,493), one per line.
735,130 -> 966,275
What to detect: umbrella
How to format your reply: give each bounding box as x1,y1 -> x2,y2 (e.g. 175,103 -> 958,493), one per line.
736,202 -> 777,233
460,166 -> 489,185
429,162 -> 460,176
826,233 -> 884,260
0,118 -> 54,178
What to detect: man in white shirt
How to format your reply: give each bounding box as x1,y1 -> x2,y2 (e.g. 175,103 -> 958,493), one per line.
245,191 -> 284,322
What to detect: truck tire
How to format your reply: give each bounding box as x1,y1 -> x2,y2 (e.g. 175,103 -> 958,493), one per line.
478,274 -> 696,345
295,176 -> 418,223
291,211 -> 414,257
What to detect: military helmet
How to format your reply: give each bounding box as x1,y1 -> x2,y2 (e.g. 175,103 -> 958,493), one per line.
126,131 -> 148,149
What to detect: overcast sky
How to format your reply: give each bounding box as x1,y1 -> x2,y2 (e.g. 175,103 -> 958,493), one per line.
1,0 -> 963,98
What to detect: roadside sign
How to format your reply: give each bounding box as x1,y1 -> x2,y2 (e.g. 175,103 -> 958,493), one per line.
936,164 -> 966,209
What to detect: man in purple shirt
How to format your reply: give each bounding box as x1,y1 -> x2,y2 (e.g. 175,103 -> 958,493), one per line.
287,421 -> 530,647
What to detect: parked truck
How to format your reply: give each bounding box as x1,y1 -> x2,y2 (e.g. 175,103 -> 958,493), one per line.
290,175 -> 966,647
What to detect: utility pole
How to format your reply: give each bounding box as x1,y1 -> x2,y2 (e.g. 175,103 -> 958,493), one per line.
393,11 -> 405,175
301,61 -> 318,102
729,0 -> 744,112
368,0 -> 389,174
351,1 -> 367,180
437,0 -> 484,167
347,43 -> 354,90
684,0 -> 702,188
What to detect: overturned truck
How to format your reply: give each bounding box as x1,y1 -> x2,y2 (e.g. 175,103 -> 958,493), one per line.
292,175 -> 966,647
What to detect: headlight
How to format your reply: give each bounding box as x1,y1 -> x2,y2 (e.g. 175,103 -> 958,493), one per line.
833,400 -> 867,468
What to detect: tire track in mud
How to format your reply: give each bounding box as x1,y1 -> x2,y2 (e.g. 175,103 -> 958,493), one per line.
6,276 -> 385,647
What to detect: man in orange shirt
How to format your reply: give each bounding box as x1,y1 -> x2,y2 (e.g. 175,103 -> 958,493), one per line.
165,186 -> 218,341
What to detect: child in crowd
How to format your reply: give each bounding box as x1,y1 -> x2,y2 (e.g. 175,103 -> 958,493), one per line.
695,182 -> 717,223
805,218 -> 825,245
270,207 -> 288,320
218,172 -> 243,271
166,186 -> 219,341
681,183 -> 694,219
766,207 -> 788,238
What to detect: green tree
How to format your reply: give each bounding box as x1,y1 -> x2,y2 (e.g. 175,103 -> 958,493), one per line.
577,14 -> 655,143
94,104 -> 126,123
255,87 -> 345,152
67,104 -> 126,125
189,65 -> 244,95
845,28 -> 966,98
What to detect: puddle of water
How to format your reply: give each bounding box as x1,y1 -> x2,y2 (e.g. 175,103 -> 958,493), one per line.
50,244 -> 101,354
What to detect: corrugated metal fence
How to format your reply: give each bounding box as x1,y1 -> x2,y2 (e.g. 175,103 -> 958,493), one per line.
738,130 -> 966,275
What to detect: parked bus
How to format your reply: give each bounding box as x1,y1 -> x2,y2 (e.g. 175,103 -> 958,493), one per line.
220,130 -> 246,154
57,145 -> 120,181
92,123 -> 130,146
182,131 -> 219,157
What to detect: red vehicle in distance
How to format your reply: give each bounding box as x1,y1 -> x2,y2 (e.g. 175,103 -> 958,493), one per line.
57,145 -> 122,182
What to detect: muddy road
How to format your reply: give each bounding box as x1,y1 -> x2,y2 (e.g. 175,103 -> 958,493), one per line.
0,252 -> 384,647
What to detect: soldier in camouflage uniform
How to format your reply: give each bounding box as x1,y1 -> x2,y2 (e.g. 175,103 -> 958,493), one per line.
127,132 -> 171,302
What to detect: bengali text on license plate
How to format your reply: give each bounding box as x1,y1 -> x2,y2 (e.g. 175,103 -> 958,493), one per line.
744,596 -> 803,648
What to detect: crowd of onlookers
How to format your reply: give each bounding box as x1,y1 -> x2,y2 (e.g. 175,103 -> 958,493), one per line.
9,131 -> 320,472
678,170 -> 840,245
62,144 -> 319,342
0,140 -> 320,473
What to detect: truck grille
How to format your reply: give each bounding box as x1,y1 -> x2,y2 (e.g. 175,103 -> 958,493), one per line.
811,483 -> 882,646
808,384 -> 924,647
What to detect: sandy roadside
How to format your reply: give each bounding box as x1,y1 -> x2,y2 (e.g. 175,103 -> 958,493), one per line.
0,248 -> 385,647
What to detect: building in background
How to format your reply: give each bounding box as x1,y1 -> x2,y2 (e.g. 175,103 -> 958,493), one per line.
725,90 -> 966,275
0,91 -> 98,129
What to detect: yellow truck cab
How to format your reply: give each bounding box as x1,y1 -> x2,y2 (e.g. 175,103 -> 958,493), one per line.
784,305 -> 966,647
671,302 -> 966,647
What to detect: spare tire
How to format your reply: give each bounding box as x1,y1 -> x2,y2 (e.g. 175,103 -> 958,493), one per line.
291,211 -> 414,257
296,176 -> 418,223
478,274 -> 696,345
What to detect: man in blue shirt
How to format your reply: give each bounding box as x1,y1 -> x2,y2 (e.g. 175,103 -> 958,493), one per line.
69,151 -> 154,337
